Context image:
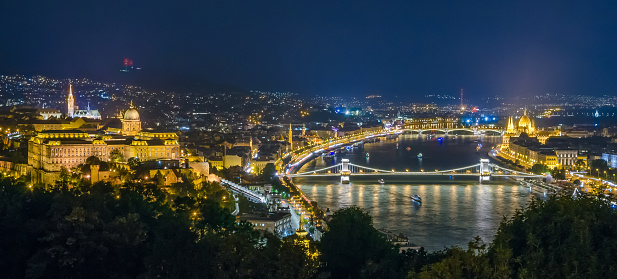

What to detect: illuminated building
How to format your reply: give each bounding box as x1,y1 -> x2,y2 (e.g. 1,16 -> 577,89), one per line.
404,117 -> 459,130
67,84 -> 75,118
502,108 -> 541,150
237,212 -> 293,236
37,108 -> 62,120
66,83 -> 101,120
28,102 -> 179,185
516,108 -> 536,134
120,102 -> 141,135
500,109 -> 568,169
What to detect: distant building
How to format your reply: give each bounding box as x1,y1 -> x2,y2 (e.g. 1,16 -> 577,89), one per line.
28,102 -> 180,185
22,117 -> 101,132
251,158 -> 276,173
507,133 -> 580,169
207,154 -> 242,170
237,212 -> 293,236
37,108 -> 62,120
404,117 -> 459,130
66,83 -> 101,120
603,153 -> 617,168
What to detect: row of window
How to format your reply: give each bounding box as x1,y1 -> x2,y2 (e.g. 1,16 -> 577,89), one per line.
135,152 -> 177,158
49,146 -> 177,157
50,158 -> 85,165
556,153 -> 577,157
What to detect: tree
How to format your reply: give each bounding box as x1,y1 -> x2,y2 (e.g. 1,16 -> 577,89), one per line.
420,195 -> 617,278
0,177 -> 317,278
260,163 -> 277,181
85,155 -> 101,165
110,149 -> 124,162
9,150 -> 27,164
531,164 -> 549,175
590,159 -> 608,176
574,159 -> 586,171
551,167 -> 566,180
418,237 -> 492,279
127,157 -> 140,169
320,206 -> 400,278
56,166 -> 71,189
197,199 -> 236,232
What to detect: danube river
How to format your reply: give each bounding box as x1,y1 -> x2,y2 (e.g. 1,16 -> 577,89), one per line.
293,135 -> 534,251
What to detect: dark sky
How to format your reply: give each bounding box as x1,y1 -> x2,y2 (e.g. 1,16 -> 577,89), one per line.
2,1 -> 617,99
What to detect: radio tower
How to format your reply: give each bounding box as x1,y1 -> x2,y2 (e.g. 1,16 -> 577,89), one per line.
460,88 -> 464,112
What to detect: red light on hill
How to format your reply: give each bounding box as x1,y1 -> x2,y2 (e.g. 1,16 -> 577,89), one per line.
123,58 -> 134,66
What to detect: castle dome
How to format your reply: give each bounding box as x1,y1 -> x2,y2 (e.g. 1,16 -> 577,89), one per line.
123,103 -> 140,121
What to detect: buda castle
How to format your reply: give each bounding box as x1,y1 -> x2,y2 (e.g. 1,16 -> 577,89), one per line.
28,102 -> 179,185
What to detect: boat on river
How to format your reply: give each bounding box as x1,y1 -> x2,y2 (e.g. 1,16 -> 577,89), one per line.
417,153 -> 423,159
410,195 -> 422,203
379,179 -> 385,184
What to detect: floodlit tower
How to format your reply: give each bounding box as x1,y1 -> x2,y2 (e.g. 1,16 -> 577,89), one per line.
67,83 -> 75,118
506,116 -> 516,134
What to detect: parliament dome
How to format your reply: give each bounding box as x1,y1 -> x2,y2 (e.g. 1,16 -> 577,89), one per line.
517,108 -> 536,134
518,114 -> 532,127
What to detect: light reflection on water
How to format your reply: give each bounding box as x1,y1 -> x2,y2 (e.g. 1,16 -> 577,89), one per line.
300,182 -> 531,251
294,135 -> 534,250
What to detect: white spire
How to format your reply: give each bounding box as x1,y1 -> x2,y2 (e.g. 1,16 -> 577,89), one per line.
67,82 -> 75,118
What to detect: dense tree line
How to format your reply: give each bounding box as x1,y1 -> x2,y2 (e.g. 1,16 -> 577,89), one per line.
0,177 -> 317,278
2,175 -> 617,278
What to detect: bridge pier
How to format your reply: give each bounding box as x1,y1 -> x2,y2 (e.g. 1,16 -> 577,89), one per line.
480,158 -> 491,182
341,159 -> 351,184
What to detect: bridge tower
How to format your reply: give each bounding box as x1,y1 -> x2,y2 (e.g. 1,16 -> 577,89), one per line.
479,159 -> 491,181
341,159 -> 351,184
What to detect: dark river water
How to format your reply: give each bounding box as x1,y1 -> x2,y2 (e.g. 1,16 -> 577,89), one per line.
293,135 -> 535,251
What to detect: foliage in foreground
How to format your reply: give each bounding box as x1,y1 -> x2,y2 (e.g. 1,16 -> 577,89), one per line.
417,194 -> 617,278
2,174 -> 617,279
0,177 -> 317,278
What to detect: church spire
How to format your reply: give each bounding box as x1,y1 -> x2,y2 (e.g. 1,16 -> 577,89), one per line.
67,83 -> 75,118
506,116 -> 516,134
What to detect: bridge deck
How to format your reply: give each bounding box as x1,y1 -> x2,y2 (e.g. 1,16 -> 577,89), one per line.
286,161 -> 544,179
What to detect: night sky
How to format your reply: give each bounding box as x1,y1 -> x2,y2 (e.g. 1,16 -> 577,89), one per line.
2,1 -> 617,99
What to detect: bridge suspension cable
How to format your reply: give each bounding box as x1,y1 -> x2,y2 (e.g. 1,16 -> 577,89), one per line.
287,161 -> 543,178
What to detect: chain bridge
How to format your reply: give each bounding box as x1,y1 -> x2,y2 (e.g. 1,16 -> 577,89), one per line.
286,159 -> 543,182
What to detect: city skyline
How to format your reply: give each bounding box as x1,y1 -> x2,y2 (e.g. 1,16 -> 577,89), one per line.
3,1 -> 617,98
4,2 -> 617,278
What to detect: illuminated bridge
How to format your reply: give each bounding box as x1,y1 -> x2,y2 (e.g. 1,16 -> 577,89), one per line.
402,127 -> 504,135
286,159 -> 544,182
